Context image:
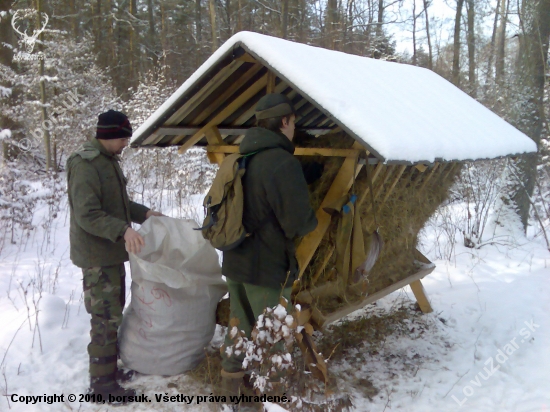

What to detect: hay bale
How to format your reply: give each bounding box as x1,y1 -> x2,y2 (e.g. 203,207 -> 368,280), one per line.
295,132 -> 461,315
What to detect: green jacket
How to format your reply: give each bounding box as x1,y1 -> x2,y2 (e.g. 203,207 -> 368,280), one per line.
66,138 -> 149,268
222,128 -> 317,289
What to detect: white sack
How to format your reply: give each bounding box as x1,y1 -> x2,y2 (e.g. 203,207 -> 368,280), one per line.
119,216 -> 227,375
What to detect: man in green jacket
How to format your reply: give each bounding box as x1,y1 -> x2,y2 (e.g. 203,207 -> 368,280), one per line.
66,110 -> 162,402
220,94 -> 318,402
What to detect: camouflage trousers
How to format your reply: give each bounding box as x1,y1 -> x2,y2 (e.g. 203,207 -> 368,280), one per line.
82,264 -> 126,380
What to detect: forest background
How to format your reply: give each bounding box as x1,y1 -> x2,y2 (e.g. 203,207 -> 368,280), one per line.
0,0 -> 549,239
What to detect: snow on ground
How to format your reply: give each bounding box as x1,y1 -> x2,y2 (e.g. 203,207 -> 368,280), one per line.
0,180 -> 548,411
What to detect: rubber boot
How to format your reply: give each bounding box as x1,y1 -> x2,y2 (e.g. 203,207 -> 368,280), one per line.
89,374 -> 137,406
218,370 -> 244,411
116,367 -> 136,383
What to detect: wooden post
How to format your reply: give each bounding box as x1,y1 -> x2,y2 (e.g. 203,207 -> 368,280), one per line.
205,126 -> 226,165
409,279 -> 433,313
295,142 -> 366,281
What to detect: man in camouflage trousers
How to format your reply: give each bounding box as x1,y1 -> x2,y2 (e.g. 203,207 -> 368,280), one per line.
67,110 -> 162,403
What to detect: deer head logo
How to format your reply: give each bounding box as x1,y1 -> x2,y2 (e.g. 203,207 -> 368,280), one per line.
11,9 -> 49,54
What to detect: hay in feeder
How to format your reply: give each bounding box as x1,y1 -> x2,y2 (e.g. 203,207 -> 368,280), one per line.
295,132 -> 461,315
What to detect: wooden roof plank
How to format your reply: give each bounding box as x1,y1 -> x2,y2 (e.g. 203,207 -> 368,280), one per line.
177,73 -> 269,154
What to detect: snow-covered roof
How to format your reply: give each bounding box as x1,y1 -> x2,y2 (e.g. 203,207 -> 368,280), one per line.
131,31 -> 536,164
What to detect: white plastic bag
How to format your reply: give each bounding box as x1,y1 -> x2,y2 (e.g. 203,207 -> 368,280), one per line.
119,216 -> 227,375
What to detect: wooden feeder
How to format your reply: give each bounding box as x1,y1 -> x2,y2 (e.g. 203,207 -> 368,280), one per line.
130,32 -> 536,378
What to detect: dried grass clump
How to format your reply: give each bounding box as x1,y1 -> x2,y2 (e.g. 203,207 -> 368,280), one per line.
296,132 -> 461,314
186,346 -> 223,388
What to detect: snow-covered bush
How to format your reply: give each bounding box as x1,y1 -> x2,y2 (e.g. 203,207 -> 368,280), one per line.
3,33 -> 121,168
224,300 -> 350,411
421,159 -> 520,259
0,165 -> 64,252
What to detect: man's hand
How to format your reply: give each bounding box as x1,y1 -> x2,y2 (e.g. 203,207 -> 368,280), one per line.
145,210 -> 164,219
124,227 -> 145,254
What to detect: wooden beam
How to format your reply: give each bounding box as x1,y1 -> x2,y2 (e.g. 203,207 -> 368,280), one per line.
160,127 -> 248,136
235,53 -> 257,63
205,126 -> 225,165
357,162 -> 385,209
295,142 -> 366,281
302,264 -> 436,328
206,145 -> 363,157
230,80 -> 290,126
170,64 -> 264,145
380,165 -> 407,207
142,130 -> 162,146
310,244 -> 336,286
373,165 -> 396,199
266,71 -> 276,93
442,162 -> 459,182
191,63 -> 264,127
177,73 -> 269,154
168,60 -> 244,126
161,126 -> 336,137
409,279 -> 433,313
419,162 -> 440,191
415,164 -> 428,173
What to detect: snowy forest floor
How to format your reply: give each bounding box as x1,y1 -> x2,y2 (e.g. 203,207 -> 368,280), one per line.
0,181 -> 549,412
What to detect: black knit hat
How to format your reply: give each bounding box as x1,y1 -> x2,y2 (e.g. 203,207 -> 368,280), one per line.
255,94 -> 295,120
96,110 -> 132,140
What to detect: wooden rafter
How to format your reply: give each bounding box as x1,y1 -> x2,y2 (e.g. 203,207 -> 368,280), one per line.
230,80 -> 290,126
142,60 -> 245,146
177,73 -> 269,154
419,162 -> 440,191
266,70 -> 276,93
170,64 -> 265,146
380,165 -> 407,208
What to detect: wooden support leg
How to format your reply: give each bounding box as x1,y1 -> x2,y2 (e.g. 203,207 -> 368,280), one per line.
409,279 -> 433,313
296,329 -> 329,383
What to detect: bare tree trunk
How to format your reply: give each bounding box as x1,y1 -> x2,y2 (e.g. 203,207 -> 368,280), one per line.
512,0 -> 550,230
195,0 -> 202,67
466,0 -> 476,96
129,0 -> 138,85
484,0 -> 500,92
236,0 -> 243,32
452,0 -> 465,86
148,0 -> 158,70
281,0 -> 289,39
225,0 -> 232,37
376,0 -> 384,38
209,0 -> 218,51
69,0 -> 79,38
412,0 -> 417,65
495,0 -> 508,85
326,0 -> 339,50
0,0 -> 21,163
35,0 -> 53,171
423,0 -> 433,70
343,0 -> 354,53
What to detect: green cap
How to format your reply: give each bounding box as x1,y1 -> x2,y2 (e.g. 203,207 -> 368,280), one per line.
255,93 -> 295,120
